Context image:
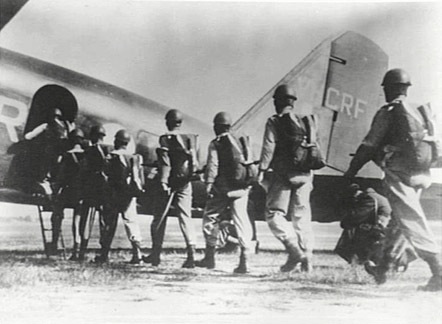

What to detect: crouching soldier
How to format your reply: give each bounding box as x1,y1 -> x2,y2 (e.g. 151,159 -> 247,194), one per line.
335,184 -> 417,284
195,112 -> 256,274
94,130 -> 145,264
49,129 -> 85,254
143,109 -> 198,268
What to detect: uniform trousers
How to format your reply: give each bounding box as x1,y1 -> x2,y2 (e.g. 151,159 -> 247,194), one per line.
151,182 -> 196,247
383,172 -> 440,255
265,172 -> 314,258
100,197 -> 142,251
72,202 -> 97,245
202,190 -> 252,250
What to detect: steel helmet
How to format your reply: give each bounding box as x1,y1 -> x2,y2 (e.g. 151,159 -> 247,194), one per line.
165,109 -> 183,123
273,84 -> 297,100
381,69 -> 412,86
115,129 -> 131,144
90,125 -> 106,137
51,108 -> 63,119
69,128 -> 85,139
213,112 -> 232,125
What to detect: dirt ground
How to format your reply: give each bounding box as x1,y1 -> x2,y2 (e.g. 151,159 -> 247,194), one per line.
0,203 -> 441,324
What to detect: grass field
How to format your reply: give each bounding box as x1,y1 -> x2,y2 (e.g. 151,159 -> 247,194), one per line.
0,202 -> 441,324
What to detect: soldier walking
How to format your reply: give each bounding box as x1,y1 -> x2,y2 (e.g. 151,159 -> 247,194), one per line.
143,109 -> 198,268
94,130 -> 145,264
195,112 -> 254,274
258,84 -> 320,272
344,69 -> 442,291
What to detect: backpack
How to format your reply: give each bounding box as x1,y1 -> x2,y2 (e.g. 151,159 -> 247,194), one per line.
108,153 -> 145,197
53,149 -> 84,206
214,134 -> 258,188
335,191 -> 417,272
387,102 -> 439,170
278,114 -> 325,172
158,134 -> 197,188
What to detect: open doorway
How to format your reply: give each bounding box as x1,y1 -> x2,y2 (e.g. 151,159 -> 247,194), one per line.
6,84 -> 78,193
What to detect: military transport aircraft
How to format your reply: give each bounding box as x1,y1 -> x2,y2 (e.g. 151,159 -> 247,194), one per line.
0,1 -> 440,226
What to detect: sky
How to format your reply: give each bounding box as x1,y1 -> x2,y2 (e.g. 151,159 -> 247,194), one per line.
1,1 -> 442,124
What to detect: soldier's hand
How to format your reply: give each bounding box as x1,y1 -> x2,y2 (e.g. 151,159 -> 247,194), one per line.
258,171 -> 265,184
206,183 -> 214,199
161,182 -> 170,195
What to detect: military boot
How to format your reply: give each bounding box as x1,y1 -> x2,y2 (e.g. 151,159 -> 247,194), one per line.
195,245 -> 216,269
364,260 -> 388,284
182,245 -> 196,268
419,252 -> 442,292
78,240 -> 89,261
280,239 -> 306,272
234,248 -> 249,274
142,243 -> 161,266
94,243 -> 110,264
93,249 -> 109,264
129,241 -> 143,265
69,243 -> 80,261
300,257 -> 312,273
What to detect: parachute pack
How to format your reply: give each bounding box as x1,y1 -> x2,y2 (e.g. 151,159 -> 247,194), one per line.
277,113 -> 325,172
157,134 -> 198,188
335,189 -> 417,274
213,134 -> 258,189
386,102 -> 439,170
107,153 -> 145,197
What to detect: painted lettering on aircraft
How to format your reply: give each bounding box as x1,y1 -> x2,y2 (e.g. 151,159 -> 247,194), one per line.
0,95 -> 27,143
324,87 -> 367,119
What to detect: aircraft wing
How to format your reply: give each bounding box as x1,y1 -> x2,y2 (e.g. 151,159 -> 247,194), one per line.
233,31 -> 389,179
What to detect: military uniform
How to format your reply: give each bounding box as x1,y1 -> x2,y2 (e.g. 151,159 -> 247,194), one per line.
50,143 -> 84,252
200,133 -> 253,266
73,142 -> 110,260
24,116 -> 74,194
96,147 -> 143,262
148,131 -> 198,267
346,92 -> 442,290
346,97 -> 439,254
260,111 -> 316,269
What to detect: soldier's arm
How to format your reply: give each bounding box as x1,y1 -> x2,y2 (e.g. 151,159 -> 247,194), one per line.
345,108 -> 391,178
24,123 -> 48,140
158,136 -> 172,185
205,141 -> 218,184
259,118 -> 277,172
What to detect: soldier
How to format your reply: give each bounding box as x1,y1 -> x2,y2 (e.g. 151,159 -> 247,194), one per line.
24,107 -> 74,195
94,129 -> 145,264
335,183 -> 417,284
49,128 -> 85,254
143,109 -> 198,268
258,84 -> 318,272
73,125 -> 109,261
344,68 -> 442,291
195,112 -> 254,274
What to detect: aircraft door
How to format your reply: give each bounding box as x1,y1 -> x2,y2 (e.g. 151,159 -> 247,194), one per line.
5,84 -> 78,192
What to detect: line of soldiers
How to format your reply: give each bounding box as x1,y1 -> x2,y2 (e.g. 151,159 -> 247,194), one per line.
28,68 -> 441,291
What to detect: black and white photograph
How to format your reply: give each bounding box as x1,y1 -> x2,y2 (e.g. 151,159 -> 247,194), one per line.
0,1 -> 441,323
